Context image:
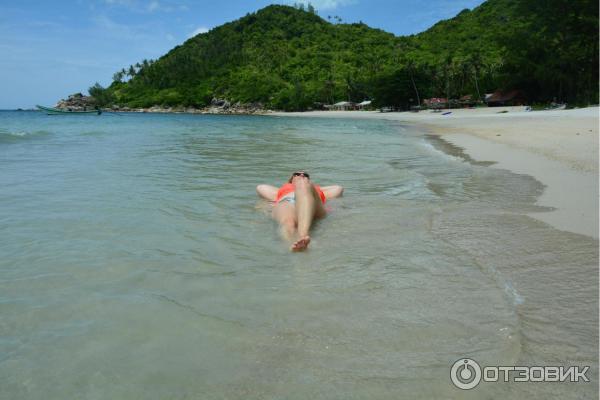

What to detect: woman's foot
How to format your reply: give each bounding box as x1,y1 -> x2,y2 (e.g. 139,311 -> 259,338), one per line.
291,235 -> 311,252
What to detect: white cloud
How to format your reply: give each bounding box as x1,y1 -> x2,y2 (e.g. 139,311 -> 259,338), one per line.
148,0 -> 160,12
290,0 -> 356,10
93,14 -> 129,33
188,26 -> 209,38
101,0 -> 185,13
103,0 -> 136,5
92,14 -> 152,42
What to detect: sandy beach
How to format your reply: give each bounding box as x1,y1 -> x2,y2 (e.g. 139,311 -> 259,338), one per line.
271,106 -> 599,238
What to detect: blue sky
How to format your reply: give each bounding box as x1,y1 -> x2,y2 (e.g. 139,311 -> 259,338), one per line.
0,0 -> 485,109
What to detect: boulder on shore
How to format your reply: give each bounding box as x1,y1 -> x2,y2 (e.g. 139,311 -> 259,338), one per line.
55,93 -> 97,111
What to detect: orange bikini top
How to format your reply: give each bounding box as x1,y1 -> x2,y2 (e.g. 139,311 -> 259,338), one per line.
275,183 -> 326,204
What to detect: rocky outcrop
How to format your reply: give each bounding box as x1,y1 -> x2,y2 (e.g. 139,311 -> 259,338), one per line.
202,98 -> 266,114
104,98 -> 270,115
54,94 -> 270,114
55,93 -> 97,111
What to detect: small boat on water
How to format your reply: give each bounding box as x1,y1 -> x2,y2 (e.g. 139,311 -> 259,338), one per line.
36,105 -> 102,115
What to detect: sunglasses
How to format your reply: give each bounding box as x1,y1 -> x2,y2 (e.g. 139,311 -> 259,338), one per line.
293,172 -> 310,179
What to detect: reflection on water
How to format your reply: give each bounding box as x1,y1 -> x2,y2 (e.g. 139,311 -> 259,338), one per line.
0,111 -> 597,399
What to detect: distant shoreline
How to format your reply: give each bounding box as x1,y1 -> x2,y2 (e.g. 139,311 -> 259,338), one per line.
9,106 -> 273,115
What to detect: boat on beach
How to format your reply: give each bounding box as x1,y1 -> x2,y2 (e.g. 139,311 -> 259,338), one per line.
36,105 -> 102,115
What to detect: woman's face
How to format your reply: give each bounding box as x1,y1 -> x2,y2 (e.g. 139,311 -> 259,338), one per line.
290,171 -> 310,183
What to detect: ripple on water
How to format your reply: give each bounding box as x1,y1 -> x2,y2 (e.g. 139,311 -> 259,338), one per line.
0,129 -> 52,143
0,113 -> 596,399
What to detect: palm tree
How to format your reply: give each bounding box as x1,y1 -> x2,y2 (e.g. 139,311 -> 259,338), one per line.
407,60 -> 421,106
468,52 -> 482,102
112,71 -> 124,83
443,54 -> 454,104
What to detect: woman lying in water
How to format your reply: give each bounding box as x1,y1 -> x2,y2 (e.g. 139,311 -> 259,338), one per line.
256,171 -> 344,251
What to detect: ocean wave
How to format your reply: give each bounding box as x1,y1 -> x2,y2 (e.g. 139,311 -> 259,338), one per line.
79,130 -> 109,137
0,129 -> 51,143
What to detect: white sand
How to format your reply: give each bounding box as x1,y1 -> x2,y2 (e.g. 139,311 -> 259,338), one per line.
270,107 -> 599,238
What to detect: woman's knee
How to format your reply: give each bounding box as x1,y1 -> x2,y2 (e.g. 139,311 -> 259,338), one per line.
273,204 -> 296,223
279,215 -> 297,227
294,179 -> 314,194
294,178 -> 308,188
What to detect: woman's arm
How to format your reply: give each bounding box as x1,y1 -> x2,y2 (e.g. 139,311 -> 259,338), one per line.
321,185 -> 344,199
256,184 -> 278,201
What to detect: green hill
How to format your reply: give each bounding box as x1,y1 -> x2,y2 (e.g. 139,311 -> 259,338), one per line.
92,0 -> 598,110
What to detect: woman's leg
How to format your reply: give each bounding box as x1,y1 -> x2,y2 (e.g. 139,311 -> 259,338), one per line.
292,178 -> 326,251
272,202 -> 297,241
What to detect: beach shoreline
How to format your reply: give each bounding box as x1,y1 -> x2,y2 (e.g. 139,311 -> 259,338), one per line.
270,106 -> 599,238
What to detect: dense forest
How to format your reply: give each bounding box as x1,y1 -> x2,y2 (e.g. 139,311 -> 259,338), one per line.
89,0 -> 599,110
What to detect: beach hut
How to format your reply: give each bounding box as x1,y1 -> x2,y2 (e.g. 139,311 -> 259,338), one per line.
331,101 -> 356,111
423,98 -> 448,110
459,95 -> 477,107
357,100 -> 372,110
485,90 -> 526,107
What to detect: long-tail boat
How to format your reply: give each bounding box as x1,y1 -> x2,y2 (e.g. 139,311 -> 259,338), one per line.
36,105 -> 102,115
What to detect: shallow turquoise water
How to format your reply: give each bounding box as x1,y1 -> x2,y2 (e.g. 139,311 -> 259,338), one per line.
0,111 -> 597,399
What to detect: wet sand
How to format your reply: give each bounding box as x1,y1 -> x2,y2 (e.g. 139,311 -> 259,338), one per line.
270,107 -> 599,238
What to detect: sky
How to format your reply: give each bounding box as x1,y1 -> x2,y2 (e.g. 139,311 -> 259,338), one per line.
0,0 -> 485,109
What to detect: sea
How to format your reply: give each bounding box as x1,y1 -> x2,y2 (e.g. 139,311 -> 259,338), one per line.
0,110 -> 597,399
